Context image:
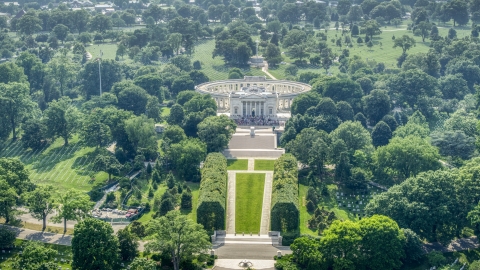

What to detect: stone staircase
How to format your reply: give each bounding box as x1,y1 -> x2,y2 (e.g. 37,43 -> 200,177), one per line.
213,233 -> 282,246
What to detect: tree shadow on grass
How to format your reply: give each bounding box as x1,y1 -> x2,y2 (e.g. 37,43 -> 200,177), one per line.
30,142 -> 81,173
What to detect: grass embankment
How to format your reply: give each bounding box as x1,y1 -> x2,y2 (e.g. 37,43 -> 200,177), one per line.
254,159 -> 275,171
235,173 -> 265,234
0,136 -> 108,192
227,159 -> 248,170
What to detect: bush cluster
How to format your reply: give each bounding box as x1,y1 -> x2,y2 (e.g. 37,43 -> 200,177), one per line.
271,154 -> 300,232
196,153 -> 228,232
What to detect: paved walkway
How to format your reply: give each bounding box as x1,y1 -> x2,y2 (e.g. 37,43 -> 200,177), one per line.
247,159 -> 254,171
260,172 -> 273,235
226,171 -> 237,234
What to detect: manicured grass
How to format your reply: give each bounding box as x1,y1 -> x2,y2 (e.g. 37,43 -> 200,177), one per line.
0,239 -> 72,270
227,159 -> 248,170
254,159 -> 275,171
0,136 -> 107,192
184,182 -> 200,222
235,173 -> 265,234
191,39 -> 267,81
86,43 -> 120,61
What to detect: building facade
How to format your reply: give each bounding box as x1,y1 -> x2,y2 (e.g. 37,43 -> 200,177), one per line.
195,76 -> 312,120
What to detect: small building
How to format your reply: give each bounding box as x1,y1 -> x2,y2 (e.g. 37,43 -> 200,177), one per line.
155,124 -> 166,133
94,4 -> 113,11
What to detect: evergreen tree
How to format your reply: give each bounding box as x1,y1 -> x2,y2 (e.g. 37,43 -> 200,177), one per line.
371,121 -> 392,147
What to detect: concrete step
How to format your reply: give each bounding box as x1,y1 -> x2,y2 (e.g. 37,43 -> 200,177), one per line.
223,149 -> 284,159
214,234 -> 280,245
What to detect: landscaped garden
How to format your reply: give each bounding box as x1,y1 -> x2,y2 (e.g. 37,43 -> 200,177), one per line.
235,173 -> 265,234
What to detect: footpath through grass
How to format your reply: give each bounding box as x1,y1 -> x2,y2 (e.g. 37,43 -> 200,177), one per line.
235,173 -> 265,234
227,159 -> 248,170
254,159 -> 275,171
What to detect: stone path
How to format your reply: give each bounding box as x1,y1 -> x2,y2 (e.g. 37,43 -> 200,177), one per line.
226,171 -> 237,234
215,259 -> 275,269
247,159 -> 254,171
260,172 -> 273,235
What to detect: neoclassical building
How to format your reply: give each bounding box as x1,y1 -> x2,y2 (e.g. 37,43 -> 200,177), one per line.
195,76 -> 312,120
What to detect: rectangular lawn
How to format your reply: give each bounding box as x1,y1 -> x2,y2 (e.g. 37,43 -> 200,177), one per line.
235,173 -> 265,234
227,159 -> 248,170
254,160 -> 275,171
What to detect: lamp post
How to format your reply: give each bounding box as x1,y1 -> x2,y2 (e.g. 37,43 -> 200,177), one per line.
97,50 -> 103,96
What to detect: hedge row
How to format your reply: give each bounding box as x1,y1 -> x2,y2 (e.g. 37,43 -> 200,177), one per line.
196,153 -> 228,232
271,154 -> 300,232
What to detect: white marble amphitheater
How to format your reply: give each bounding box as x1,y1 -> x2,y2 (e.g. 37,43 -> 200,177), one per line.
195,76 -> 312,121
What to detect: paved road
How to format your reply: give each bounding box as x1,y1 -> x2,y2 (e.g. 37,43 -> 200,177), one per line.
226,171 -> 236,234
214,244 -> 291,260
0,225 -> 72,246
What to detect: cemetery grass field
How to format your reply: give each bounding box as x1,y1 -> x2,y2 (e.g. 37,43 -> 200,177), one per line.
0,239 -> 72,270
0,136 -> 108,192
227,159 -> 248,170
235,173 -> 265,234
268,21 -> 472,80
254,159 -> 275,171
0,218 -> 75,235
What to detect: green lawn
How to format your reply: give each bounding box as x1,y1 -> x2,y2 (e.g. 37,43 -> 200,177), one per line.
235,173 -> 265,234
0,239 -> 72,270
191,39 -> 266,81
227,159 -> 248,170
266,20 -> 473,80
184,182 -> 200,222
0,136 -> 107,192
254,159 -> 275,171
86,43 -> 119,60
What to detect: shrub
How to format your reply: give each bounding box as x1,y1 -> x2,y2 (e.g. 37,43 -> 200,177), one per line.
197,153 -> 228,232
0,227 -> 15,249
181,191 -> 193,210
271,154 -> 300,232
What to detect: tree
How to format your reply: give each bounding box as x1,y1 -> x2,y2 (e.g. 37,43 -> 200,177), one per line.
290,236 -> 324,269
117,228 -> 139,262
168,33 -> 183,55
80,59 -> 123,99
0,226 -> 16,249
0,82 -> 35,140
51,189 -> 93,233
52,24 -> 69,43
17,14 -> 42,36
373,135 -> 441,184
364,20 -> 382,41
320,220 -> 362,269
168,104 -> 185,125
134,74 -> 163,101
393,35 -> 416,54
72,218 -> 120,270
168,139 -> 206,180
443,0 -> 469,26
337,0 -> 353,15
358,215 -> 405,269
24,185 -> 56,231
362,90 -> 391,125
0,179 -> 17,224
387,69 -> 437,107
43,97 -> 80,146
402,228 -> 424,264
124,115 -> 158,158
117,85 -> 149,115
80,110 -> 112,148
347,5 -> 364,22
72,9 -> 90,33
129,258 -> 157,270
371,121 -> 392,147
431,130 -> 475,159
415,21 -> 431,42
90,14 -> 112,33
146,210 -> 211,270
93,153 -> 122,181
316,78 -> 363,110
282,29 -> 307,48
439,74 -> 469,99
365,170 -> 460,243
264,43 -> 283,67
13,241 -> 58,270
330,121 -> 372,153
197,115 -> 236,152
47,53 -> 77,96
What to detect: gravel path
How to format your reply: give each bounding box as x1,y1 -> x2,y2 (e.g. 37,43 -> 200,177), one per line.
226,171 -> 237,234
260,172 -> 273,235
